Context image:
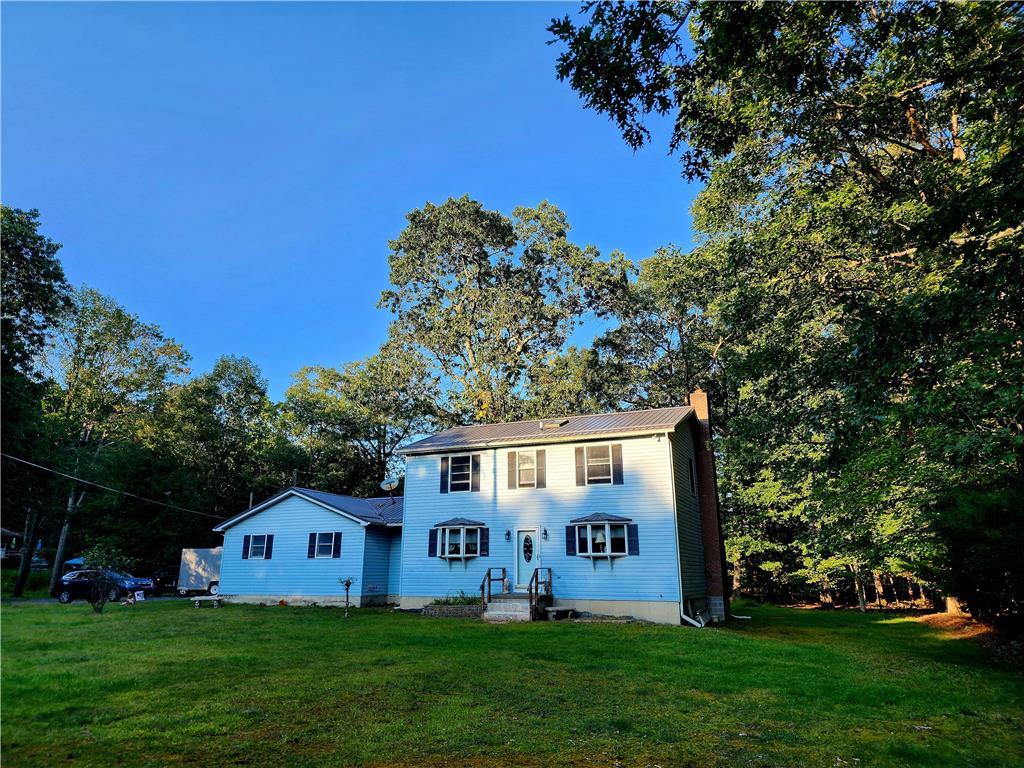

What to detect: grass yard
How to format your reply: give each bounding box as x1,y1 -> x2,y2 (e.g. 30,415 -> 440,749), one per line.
1,601 -> 1022,768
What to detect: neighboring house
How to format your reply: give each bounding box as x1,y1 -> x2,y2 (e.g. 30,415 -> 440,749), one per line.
396,390 -> 727,625
213,488 -> 403,605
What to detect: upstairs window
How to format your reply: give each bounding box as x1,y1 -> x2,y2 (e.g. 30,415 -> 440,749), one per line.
440,454 -> 480,493
574,444 -> 623,486
585,445 -> 612,484
687,457 -> 697,496
449,455 -> 472,492
508,449 -> 546,489
517,450 -> 536,487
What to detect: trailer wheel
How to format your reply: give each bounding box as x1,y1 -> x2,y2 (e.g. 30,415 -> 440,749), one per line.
207,582 -> 219,596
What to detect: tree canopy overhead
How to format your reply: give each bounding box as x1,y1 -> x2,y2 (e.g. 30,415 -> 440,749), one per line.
550,0 -> 1024,619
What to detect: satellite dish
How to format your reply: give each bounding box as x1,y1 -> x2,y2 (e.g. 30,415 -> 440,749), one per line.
380,477 -> 399,492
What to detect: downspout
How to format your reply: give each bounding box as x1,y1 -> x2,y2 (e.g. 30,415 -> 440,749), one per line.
680,606 -> 705,628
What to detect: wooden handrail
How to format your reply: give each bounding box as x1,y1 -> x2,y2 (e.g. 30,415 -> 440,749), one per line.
479,567 -> 506,610
527,567 -> 553,619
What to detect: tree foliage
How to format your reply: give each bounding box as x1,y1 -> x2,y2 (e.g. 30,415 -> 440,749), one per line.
381,195 -> 601,423
551,1 -> 1024,619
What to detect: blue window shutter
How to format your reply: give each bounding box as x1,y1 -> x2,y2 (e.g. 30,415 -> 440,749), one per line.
611,444 -> 624,485
307,533 -> 316,559
439,457 -> 449,494
627,524 -> 639,556
575,447 -> 585,486
507,452 -> 517,489
565,526 -> 576,556
480,528 -> 489,556
471,454 -> 481,492
264,535 -> 274,560
242,535 -> 251,559
428,528 -> 438,557
332,532 -> 342,558
536,449 -> 546,488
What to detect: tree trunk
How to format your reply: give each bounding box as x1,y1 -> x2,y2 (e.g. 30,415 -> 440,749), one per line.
48,485 -> 85,593
872,571 -> 886,608
850,565 -> 867,612
13,508 -> 39,598
887,574 -> 902,609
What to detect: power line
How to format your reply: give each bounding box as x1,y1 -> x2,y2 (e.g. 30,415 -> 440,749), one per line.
0,453 -> 227,520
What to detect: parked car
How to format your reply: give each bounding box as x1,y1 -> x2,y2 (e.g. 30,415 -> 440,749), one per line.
177,547 -> 221,596
53,569 -> 155,604
150,566 -> 179,595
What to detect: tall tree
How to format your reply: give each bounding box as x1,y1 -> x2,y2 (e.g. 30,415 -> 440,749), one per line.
380,196 -> 600,423
1,206 -> 71,596
43,287 -> 189,591
284,345 -> 439,496
550,1 -> 1024,616
159,355 -> 299,516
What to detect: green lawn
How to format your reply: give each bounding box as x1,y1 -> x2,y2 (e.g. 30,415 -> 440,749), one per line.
2,601 -> 1021,768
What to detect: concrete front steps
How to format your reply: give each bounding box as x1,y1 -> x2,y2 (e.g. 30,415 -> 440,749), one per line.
482,592 -> 553,622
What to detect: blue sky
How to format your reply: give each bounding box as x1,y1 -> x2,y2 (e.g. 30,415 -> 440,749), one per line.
3,2 -> 698,399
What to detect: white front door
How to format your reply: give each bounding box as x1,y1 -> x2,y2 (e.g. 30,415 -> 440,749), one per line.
515,529 -> 538,589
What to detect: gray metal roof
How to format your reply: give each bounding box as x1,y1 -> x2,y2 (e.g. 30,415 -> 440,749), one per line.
297,489 -> 404,525
433,517 -> 486,528
214,487 -> 403,531
399,406 -> 693,455
569,513 -> 632,524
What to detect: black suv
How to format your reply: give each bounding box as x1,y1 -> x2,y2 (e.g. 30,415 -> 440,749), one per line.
54,569 -> 154,604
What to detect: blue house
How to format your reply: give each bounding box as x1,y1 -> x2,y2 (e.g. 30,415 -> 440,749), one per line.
213,488 -> 403,605
396,391 -> 727,625
213,392 -> 727,625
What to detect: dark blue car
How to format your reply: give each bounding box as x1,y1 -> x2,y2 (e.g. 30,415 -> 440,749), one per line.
54,569 -> 155,604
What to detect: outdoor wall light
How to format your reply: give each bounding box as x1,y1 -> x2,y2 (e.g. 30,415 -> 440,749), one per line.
504,529 -> 511,541
542,528 -> 549,540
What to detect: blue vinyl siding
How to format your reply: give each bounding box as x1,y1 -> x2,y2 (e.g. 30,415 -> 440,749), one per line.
361,527 -> 391,598
387,529 -> 402,596
400,434 -> 681,604
219,495 -> 366,597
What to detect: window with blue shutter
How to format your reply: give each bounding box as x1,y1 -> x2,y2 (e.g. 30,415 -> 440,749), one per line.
441,454 -> 481,493
568,520 -> 637,559
309,532 -> 341,558
246,534 -> 273,560
576,444 -> 624,485
427,528 -> 438,557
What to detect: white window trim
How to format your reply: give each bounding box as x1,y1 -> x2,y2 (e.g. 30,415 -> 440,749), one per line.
584,444 -> 614,486
437,526 -> 481,560
687,457 -> 697,496
516,449 -> 537,489
248,534 -> 269,560
314,531 -> 338,558
574,522 -> 629,559
448,454 -> 472,493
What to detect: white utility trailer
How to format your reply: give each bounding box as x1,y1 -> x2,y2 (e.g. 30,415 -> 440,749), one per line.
177,547 -> 222,596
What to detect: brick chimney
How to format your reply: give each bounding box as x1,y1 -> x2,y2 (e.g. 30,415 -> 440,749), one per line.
690,389 -> 728,621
